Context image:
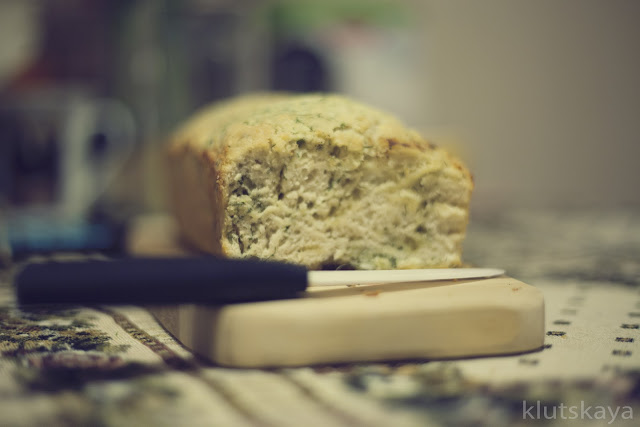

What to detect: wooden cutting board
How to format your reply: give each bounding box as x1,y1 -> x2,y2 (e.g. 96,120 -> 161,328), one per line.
131,215 -> 545,367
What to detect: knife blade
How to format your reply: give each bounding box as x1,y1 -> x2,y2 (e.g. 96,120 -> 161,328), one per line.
308,268 -> 504,287
15,257 -> 504,305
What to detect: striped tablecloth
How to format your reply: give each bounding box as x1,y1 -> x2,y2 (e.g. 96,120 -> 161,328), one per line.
1,209 -> 639,426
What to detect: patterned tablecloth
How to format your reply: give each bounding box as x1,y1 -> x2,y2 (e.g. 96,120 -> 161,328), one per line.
1,209 -> 639,426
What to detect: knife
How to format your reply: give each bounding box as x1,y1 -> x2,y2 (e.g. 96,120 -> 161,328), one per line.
15,257 -> 504,305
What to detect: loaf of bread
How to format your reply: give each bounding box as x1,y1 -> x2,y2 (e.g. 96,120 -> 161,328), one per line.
167,93 -> 473,270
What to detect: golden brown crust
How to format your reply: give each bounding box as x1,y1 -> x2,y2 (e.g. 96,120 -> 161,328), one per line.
167,146 -> 221,254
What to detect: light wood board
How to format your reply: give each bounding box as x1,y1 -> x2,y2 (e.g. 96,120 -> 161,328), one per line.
149,277 -> 544,367
130,215 -> 545,367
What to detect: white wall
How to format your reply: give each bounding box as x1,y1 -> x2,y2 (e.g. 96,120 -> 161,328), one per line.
419,0 -> 640,210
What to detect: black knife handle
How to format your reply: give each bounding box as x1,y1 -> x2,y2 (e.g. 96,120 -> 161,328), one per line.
15,257 -> 309,305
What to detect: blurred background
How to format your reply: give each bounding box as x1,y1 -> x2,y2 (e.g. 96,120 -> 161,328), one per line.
1,0 -> 639,257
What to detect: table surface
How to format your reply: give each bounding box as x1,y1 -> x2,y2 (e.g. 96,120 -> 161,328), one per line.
1,208 -> 639,426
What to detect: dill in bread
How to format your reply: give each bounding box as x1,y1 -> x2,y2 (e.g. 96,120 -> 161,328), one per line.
167,94 -> 473,269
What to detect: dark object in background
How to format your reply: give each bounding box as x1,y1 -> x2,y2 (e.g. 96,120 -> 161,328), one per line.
6,0 -> 120,94
0,109 -> 59,206
6,212 -> 127,261
271,42 -> 329,92
0,91 -> 136,216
